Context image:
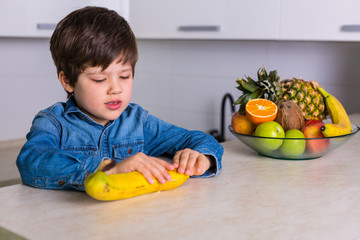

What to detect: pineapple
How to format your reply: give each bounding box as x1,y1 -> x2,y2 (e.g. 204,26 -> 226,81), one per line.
234,67 -> 327,120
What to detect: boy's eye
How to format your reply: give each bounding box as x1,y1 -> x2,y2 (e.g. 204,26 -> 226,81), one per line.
92,79 -> 105,83
120,76 -> 130,80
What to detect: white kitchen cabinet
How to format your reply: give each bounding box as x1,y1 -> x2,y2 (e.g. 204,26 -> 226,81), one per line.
129,0 -> 280,40
0,0 -> 129,38
280,0 -> 360,41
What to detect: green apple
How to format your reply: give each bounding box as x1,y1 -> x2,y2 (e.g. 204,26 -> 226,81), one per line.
254,121 -> 285,151
280,129 -> 306,157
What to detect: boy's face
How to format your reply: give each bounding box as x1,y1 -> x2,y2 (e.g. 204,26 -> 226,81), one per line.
61,56 -> 133,126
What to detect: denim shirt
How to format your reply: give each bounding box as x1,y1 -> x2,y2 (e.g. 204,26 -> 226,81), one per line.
16,98 -> 223,191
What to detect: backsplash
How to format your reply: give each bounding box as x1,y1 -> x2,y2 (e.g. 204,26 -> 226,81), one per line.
1,38 -> 360,141
132,39 -> 360,140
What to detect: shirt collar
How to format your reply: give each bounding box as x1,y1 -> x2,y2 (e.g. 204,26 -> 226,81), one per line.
64,97 -> 82,115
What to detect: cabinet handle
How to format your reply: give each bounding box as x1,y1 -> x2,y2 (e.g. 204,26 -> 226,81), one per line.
37,23 -> 57,30
178,25 -> 220,32
341,25 -> 360,32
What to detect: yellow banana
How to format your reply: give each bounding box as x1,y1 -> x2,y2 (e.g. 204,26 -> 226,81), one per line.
311,81 -> 352,137
84,159 -> 189,201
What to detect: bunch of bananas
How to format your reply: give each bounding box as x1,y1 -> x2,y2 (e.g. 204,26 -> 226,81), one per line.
84,159 -> 189,201
311,81 -> 352,137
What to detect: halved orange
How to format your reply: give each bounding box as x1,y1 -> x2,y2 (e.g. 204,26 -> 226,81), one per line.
245,99 -> 278,125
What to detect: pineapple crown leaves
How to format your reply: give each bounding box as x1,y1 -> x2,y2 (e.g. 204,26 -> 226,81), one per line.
234,67 -> 283,112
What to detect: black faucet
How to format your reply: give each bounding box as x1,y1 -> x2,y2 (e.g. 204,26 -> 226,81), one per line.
209,93 -> 235,142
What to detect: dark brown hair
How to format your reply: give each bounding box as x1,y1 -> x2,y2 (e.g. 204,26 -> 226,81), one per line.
50,6 -> 138,98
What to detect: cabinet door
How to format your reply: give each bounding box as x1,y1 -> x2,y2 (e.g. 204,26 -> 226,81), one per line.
129,0 -> 279,40
0,0 -> 129,38
280,0 -> 360,41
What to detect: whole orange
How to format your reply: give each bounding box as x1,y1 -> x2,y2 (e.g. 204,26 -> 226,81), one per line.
231,111 -> 256,135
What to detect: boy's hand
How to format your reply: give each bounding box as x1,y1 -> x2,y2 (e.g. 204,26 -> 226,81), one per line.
172,148 -> 212,176
105,152 -> 174,185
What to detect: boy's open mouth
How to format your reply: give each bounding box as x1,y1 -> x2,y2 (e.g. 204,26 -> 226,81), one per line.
105,100 -> 122,110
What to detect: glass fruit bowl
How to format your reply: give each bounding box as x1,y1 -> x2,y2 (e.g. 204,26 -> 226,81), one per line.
229,123 -> 360,160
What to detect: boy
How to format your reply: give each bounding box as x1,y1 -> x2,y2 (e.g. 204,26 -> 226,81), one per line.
16,6 -> 223,191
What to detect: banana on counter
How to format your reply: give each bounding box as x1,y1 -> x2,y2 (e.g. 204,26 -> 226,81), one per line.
84,159 -> 189,201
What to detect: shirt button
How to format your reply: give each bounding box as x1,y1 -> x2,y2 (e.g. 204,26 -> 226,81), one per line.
58,180 -> 65,186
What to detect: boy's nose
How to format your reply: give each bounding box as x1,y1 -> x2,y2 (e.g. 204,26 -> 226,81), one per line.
108,78 -> 122,94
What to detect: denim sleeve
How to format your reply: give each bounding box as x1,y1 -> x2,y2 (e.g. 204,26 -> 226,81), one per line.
143,114 -> 223,177
16,114 -> 102,191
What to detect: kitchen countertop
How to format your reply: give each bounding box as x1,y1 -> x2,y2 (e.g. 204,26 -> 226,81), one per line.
0,114 -> 360,240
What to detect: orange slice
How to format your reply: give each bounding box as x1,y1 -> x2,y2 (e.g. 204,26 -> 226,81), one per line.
245,99 -> 278,125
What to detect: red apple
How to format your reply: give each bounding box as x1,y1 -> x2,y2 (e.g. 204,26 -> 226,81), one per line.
301,121 -> 330,153
302,119 -> 323,130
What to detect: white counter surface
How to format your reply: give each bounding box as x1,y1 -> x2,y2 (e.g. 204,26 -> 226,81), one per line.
1,114 -> 360,240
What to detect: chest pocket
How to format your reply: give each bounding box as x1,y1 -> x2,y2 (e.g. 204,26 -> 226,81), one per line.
62,145 -> 98,156
112,141 -> 144,160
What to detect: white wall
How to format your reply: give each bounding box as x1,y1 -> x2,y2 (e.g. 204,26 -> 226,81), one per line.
0,38 -> 66,142
1,38 -> 360,141
133,39 -> 360,140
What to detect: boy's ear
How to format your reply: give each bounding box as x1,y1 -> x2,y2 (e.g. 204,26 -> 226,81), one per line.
58,71 -> 74,93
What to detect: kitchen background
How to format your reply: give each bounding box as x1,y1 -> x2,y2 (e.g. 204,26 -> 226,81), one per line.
1,0 -> 360,143
1,0 -> 360,184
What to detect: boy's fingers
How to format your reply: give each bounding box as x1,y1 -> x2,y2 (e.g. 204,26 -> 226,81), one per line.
148,157 -> 173,183
109,153 -> 174,184
173,150 -> 211,176
178,151 -> 190,174
138,165 -> 169,184
138,168 -> 155,184
184,152 -> 198,175
195,155 -> 211,175
195,158 -> 206,175
131,156 -> 170,184
150,157 -> 174,175
158,158 -> 175,171
150,169 -> 166,184
172,151 -> 181,168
